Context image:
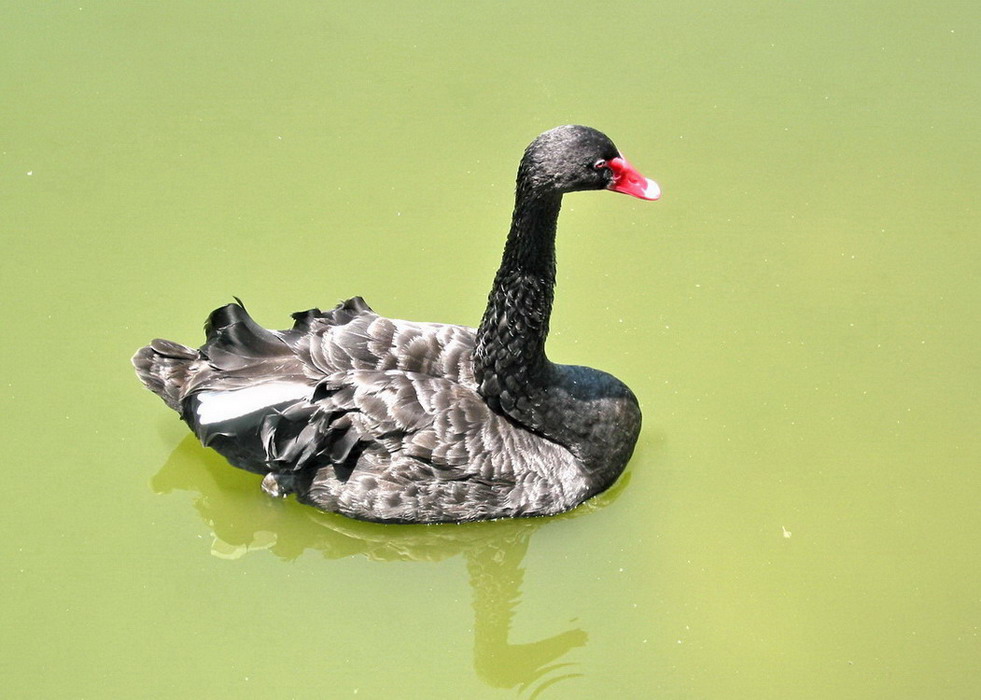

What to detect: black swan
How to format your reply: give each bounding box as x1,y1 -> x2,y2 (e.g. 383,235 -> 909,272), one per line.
133,125 -> 659,524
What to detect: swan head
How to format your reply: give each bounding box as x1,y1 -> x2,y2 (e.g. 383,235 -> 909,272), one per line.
519,125 -> 660,201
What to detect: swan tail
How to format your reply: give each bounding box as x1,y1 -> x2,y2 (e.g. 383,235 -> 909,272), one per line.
135,300 -> 303,415
132,339 -> 200,412
135,299 -> 367,419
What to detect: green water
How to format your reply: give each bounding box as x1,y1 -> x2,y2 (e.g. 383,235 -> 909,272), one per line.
2,2 -> 978,697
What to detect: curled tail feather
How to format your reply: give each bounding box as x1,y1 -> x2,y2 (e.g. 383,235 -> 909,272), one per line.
132,339 -> 199,412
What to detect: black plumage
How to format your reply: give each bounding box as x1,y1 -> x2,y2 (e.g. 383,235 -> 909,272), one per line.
133,125 -> 659,523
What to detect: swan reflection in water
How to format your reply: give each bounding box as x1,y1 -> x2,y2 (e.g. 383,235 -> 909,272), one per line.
152,435 -> 631,696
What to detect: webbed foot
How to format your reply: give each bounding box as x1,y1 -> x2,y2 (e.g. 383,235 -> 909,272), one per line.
261,472 -> 288,498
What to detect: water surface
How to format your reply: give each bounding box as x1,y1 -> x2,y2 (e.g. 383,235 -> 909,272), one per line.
2,2 -> 978,697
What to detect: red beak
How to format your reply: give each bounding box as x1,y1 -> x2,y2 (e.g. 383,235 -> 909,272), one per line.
607,156 -> 661,201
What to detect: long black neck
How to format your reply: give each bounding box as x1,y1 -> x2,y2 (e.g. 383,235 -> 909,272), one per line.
474,179 -> 562,425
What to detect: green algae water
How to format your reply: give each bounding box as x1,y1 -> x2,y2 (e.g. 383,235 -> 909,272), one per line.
2,2 -> 978,697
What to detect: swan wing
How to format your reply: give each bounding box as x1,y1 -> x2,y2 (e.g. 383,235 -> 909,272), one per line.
289,297 -> 478,387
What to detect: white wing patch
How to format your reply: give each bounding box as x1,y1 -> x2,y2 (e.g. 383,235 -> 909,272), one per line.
195,382 -> 312,425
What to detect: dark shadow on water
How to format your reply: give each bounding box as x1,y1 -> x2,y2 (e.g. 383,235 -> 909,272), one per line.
152,435 -> 632,697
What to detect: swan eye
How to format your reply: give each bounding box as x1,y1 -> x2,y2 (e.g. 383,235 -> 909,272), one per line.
593,159 -> 608,171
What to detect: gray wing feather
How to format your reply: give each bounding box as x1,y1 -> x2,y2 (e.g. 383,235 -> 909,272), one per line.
292,300 -> 478,387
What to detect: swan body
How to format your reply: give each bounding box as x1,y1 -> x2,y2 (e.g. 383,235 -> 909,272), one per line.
134,125 -> 659,523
